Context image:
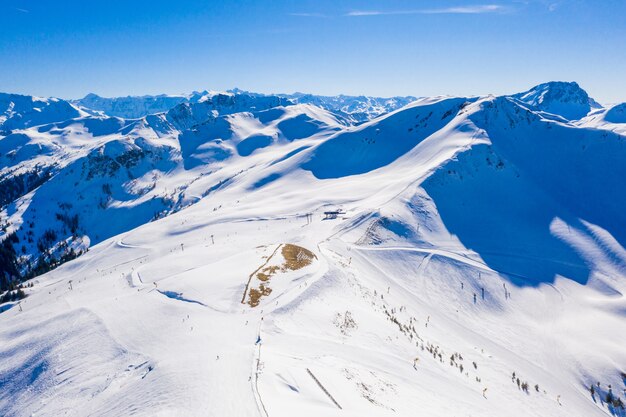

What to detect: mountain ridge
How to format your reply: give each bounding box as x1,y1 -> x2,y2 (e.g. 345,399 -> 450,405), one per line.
71,90 -> 418,123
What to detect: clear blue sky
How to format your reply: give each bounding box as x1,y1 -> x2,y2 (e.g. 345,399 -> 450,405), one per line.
1,0 -> 625,103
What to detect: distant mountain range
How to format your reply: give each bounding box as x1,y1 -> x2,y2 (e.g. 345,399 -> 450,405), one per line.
71,89 -> 417,123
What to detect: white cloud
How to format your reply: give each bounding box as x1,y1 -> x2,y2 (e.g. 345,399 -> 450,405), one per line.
548,2 -> 560,12
423,5 -> 506,14
346,4 -> 507,16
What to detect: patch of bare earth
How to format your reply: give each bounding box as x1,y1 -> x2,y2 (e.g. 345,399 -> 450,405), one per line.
281,244 -> 316,270
245,243 -> 317,307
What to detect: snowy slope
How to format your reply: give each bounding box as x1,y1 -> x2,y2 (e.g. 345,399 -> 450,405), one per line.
578,102 -> 626,135
1,82 -> 625,417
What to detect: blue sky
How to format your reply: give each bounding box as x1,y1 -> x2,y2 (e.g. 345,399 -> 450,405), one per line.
1,0 -> 625,103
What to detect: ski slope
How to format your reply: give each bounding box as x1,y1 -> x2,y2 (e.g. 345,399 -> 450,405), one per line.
1,82 -> 625,417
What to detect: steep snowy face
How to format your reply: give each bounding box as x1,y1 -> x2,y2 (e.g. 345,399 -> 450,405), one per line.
0,93 -> 82,133
419,95 -> 626,285
0,113 -> 185,284
511,81 -> 601,120
165,93 -> 293,131
73,93 -> 188,119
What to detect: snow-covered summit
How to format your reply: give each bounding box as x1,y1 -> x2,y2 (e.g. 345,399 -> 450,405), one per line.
164,92 -> 293,131
0,93 -> 83,133
511,81 -> 602,120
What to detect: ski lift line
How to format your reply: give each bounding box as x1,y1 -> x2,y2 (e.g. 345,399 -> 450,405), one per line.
306,368 -> 342,410
252,319 -> 269,417
99,255 -> 149,272
254,352 -> 270,417
324,209 -> 381,244
229,211 -> 318,225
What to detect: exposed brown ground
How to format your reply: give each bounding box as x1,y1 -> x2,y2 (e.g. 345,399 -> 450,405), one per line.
244,243 -> 316,307
281,244 -> 317,270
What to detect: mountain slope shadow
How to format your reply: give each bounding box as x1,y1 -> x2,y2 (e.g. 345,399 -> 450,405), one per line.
476,98 -> 626,249
178,118 -> 234,170
422,143 -> 590,286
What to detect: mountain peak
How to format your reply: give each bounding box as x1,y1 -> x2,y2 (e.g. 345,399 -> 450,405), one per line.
511,81 -> 601,120
0,93 -> 81,131
82,92 -> 101,100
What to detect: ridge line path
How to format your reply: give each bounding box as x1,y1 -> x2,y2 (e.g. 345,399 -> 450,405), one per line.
354,245 -> 493,272
252,320 -> 269,417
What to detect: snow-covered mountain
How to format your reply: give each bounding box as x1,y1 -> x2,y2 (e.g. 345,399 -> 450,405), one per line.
1,82 -> 625,417
72,90 -> 415,123
72,90 -> 294,120
279,92 -> 417,123
0,91 -> 348,286
73,93 -> 189,119
511,81 -> 602,120
1,93 -> 85,134
164,92 -> 293,131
